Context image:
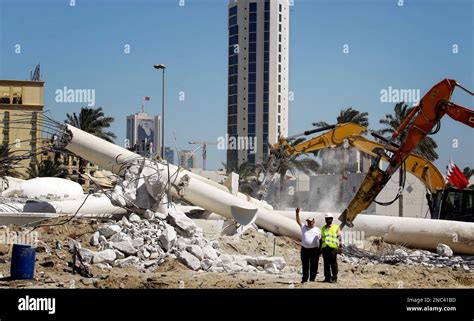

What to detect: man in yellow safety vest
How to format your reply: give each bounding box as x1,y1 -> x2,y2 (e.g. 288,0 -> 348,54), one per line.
321,213 -> 342,283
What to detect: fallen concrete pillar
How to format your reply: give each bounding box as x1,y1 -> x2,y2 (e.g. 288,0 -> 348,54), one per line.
2,177 -> 84,199
274,210 -> 474,255
0,194 -> 128,216
61,125 -> 300,239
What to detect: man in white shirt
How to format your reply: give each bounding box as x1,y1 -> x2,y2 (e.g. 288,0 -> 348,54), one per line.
295,207 -> 321,283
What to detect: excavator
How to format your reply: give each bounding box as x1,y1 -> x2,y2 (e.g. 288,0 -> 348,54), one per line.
263,79 -> 474,226
265,122 -> 473,223
338,79 -> 473,228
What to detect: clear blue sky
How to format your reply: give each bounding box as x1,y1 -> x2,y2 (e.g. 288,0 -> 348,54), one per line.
1,0 -> 472,170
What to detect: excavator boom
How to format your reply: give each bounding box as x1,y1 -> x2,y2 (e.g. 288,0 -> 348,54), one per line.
265,123 -> 445,200
339,79 -> 474,228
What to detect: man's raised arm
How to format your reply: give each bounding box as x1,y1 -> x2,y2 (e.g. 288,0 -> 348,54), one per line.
295,207 -> 301,226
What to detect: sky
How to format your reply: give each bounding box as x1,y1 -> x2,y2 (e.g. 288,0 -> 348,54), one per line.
0,0 -> 473,171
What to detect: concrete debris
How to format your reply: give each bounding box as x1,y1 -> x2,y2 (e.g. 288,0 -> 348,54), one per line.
167,208 -> 197,237
341,245 -> 473,271
78,248 -> 94,265
201,259 -> 214,271
1,177 -> 84,199
264,263 -> 279,274
75,206 -> 288,274
437,244 -> 453,257
66,239 -> 81,252
48,160 -> 288,275
144,209 -> 155,219
98,225 -> 121,238
111,241 -> 138,256
159,224 -> 177,252
179,251 -> 202,271
202,245 -> 219,261
90,232 -> 100,246
92,249 -> 116,264
95,263 -> 112,270
128,213 -> 141,223
114,250 -> 125,260
186,245 -> 204,261
114,256 -> 140,268
110,160 -> 167,212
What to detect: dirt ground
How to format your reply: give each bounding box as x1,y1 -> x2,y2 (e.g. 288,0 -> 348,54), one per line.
0,218 -> 472,289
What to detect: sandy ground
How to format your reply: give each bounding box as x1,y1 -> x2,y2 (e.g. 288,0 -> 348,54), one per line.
0,218 -> 472,289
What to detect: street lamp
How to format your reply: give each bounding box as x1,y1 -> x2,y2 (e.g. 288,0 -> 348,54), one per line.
153,64 -> 166,159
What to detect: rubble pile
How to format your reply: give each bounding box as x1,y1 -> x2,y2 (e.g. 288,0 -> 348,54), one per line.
70,208 -> 286,274
341,244 -> 474,272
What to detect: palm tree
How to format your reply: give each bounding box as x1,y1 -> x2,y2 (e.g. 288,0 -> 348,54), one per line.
379,102 -> 439,216
65,107 -> 115,184
0,145 -> 19,177
272,137 -> 320,207
27,159 -> 66,178
313,107 -> 370,168
65,107 -> 116,143
222,161 -> 256,195
313,107 -> 369,209
379,102 -> 438,161
313,107 -> 369,128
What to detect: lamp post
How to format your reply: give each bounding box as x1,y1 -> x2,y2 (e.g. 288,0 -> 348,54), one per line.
153,64 -> 166,159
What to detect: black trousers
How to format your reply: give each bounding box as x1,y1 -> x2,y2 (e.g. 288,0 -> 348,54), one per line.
322,246 -> 338,280
300,246 -> 320,282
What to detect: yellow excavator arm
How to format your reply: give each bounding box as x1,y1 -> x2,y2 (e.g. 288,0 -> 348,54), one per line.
272,123 -> 444,194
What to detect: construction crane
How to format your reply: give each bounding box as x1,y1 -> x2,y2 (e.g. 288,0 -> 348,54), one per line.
188,140 -> 218,171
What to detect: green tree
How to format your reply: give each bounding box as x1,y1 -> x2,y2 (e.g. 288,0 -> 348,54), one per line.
0,145 -> 19,177
222,161 -> 256,195
65,107 -> 115,184
27,159 -> 66,178
379,102 -> 439,216
313,107 -> 369,210
379,102 -> 438,161
65,107 -> 116,143
273,138 -> 320,206
313,106 -> 369,168
313,107 -> 369,128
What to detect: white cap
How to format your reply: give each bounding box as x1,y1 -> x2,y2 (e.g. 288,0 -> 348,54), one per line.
325,213 -> 334,218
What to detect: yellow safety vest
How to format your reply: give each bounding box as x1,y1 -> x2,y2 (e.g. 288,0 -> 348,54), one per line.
321,224 -> 340,249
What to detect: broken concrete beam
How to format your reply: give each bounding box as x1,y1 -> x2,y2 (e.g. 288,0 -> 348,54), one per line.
92,249 -> 116,264
178,251 -> 201,271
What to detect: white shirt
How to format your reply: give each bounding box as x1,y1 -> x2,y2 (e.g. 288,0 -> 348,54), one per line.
300,223 -> 321,248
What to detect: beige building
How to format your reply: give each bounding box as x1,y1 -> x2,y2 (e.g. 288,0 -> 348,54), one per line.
227,0 -> 290,167
0,79 -> 44,176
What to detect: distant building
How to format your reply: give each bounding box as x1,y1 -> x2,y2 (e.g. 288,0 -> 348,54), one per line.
126,112 -> 161,156
319,147 -> 372,174
0,79 -> 44,176
165,147 -> 174,164
178,150 -> 198,169
227,0 -> 290,167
